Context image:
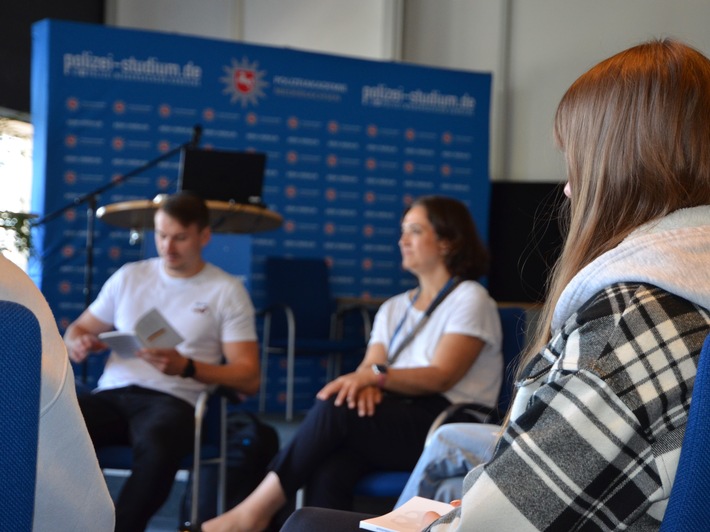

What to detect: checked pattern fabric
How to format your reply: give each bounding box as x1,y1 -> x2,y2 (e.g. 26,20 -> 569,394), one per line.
430,283 -> 710,532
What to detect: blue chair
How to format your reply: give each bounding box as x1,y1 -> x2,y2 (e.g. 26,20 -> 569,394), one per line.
660,332 -> 710,532
259,256 -> 372,421
96,389 -> 228,528
352,305 -> 528,501
0,300 -> 42,530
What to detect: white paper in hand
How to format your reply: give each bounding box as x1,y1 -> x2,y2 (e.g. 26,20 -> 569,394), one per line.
97,331 -> 143,358
133,308 -> 183,348
98,308 -> 183,358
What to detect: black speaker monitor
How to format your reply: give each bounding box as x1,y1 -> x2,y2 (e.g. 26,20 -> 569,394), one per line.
487,182 -> 566,303
178,148 -> 266,206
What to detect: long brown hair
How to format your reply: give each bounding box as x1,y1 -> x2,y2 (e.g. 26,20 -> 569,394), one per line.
524,38 -> 710,369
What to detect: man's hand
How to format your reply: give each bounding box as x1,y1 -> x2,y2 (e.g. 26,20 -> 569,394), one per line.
137,347 -> 189,376
67,334 -> 107,363
64,310 -> 113,363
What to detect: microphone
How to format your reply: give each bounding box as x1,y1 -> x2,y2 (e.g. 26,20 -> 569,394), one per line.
190,124 -> 203,149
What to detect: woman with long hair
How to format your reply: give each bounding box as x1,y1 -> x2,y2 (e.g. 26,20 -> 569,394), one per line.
281,37 -> 710,532
203,195 -> 503,531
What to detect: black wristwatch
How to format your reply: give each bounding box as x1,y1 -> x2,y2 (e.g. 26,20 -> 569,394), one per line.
371,363 -> 388,388
181,357 -> 196,379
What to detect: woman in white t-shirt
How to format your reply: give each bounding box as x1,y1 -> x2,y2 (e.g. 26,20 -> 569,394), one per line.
202,195 -> 503,532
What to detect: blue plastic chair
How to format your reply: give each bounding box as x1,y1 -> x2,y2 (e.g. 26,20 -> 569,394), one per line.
352,306 -> 528,500
259,256 -> 372,420
660,331 -> 710,531
0,300 -> 42,530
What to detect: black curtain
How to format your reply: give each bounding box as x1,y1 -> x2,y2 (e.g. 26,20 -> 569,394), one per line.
0,1 -> 105,114
487,182 -> 566,304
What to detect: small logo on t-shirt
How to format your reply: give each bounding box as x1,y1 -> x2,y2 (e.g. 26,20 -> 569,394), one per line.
192,302 -> 209,314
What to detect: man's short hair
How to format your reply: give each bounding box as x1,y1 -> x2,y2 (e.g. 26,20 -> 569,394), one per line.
157,191 -> 210,230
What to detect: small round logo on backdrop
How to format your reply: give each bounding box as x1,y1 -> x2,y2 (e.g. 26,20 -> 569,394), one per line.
112,137 -> 125,151
64,171 -> 77,185
220,57 -> 269,107
157,175 -> 170,190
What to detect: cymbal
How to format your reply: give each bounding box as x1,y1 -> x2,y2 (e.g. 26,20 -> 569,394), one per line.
97,199 -> 283,234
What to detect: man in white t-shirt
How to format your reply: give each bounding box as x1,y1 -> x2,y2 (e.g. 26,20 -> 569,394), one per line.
64,191 -> 260,532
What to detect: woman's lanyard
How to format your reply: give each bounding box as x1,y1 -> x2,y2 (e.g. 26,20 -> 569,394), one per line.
386,276 -> 460,365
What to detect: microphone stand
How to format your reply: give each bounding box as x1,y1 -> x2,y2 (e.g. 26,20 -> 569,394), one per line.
33,125 -> 202,381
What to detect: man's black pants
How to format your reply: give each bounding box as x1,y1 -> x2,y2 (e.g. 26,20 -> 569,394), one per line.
79,385 -> 195,532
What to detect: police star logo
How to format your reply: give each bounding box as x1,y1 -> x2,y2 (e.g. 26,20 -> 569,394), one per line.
220,57 -> 268,107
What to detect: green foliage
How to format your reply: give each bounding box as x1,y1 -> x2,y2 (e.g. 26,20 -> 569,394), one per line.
0,211 -> 33,256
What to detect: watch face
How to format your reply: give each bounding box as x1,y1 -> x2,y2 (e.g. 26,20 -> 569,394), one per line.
373,364 -> 388,375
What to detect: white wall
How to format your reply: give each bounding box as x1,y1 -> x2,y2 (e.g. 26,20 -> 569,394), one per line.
105,0 -> 242,40
505,0 -> 710,183
241,0 -> 403,60
105,0 -> 402,59
106,0 -> 710,183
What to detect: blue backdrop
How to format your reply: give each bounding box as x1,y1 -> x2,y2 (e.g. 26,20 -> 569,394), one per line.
31,19 -> 492,412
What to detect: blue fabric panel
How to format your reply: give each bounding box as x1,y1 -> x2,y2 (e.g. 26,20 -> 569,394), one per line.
0,301 -> 41,530
660,333 -> 710,531
30,18 -> 492,336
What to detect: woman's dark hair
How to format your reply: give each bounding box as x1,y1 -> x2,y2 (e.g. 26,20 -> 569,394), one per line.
157,191 -> 210,230
407,195 -> 489,280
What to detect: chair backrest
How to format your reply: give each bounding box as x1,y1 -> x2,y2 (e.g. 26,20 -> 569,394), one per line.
496,306 -> 527,415
0,300 -> 42,530
264,256 -> 334,340
660,331 -> 710,532
202,391 -> 226,448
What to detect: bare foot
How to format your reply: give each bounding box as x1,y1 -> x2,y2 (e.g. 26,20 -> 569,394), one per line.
202,473 -> 287,532
201,508 -> 269,532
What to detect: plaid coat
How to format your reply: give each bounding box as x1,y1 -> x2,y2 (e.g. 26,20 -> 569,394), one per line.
430,283 -> 710,531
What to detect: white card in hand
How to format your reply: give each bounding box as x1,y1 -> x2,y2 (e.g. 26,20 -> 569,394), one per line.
98,308 -> 183,358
